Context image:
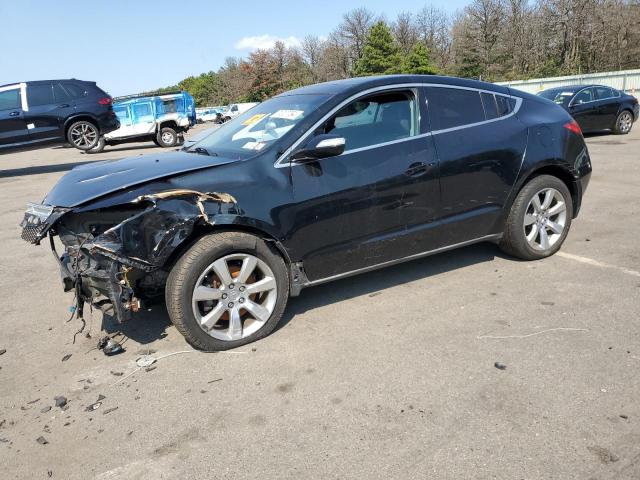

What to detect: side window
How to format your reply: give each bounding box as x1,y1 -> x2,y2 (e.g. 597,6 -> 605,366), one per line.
481,93 -> 499,120
573,88 -> 594,105
426,87 -> 484,130
594,86 -> 614,100
317,90 -> 417,152
132,103 -> 152,118
231,105 -> 238,112
113,105 -> 132,125
495,95 -> 512,116
27,83 -> 54,107
53,83 -> 71,102
63,83 -> 86,98
0,88 -> 22,111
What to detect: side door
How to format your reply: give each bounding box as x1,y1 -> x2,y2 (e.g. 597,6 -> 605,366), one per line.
111,104 -> 134,137
569,88 -> 598,131
22,82 -> 65,142
286,87 -> 440,281
130,101 -> 156,135
424,86 -> 528,246
593,86 -> 619,129
0,84 -> 29,147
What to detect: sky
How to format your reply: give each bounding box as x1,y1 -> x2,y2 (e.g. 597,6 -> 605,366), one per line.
0,0 -> 468,96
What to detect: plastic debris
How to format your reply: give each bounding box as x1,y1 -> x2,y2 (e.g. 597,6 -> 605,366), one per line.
103,407 -> 118,415
61,354 -> 72,362
85,402 -> 102,412
136,355 -> 157,368
54,396 -> 67,408
0,349 -> 6,355
36,436 -> 49,445
40,406 -> 52,413
98,336 -> 125,356
494,362 -> 507,370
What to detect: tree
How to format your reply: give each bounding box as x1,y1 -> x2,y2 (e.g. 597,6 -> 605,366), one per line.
353,21 -> 404,76
403,43 -> 438,74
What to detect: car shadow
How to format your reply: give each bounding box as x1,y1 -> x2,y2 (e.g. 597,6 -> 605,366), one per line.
0,160 -> 101,178
96,241 -> 506,346
100,144 -> 158,153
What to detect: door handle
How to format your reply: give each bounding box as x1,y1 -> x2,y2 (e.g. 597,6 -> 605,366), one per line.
405,162 -> 434,177
9,111 -> 20,117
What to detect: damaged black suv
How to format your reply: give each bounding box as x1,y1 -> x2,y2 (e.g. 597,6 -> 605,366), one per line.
21,75 -> 592,351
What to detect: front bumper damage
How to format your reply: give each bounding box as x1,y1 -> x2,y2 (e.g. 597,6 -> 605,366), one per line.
20,189 -> 240,323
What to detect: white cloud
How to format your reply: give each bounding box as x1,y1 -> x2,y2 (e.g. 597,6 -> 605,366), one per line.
234,34 -> 302,51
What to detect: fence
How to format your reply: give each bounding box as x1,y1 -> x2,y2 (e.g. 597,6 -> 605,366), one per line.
496,69 -> 640,97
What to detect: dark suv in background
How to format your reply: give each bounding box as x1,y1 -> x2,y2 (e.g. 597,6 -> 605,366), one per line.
0,79 -> 119,152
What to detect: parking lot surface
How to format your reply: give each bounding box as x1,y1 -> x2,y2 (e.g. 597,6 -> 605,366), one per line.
1,126 -> 639,479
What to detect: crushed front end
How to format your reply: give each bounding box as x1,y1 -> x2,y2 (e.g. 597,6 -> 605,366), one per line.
20,190 -> 240,324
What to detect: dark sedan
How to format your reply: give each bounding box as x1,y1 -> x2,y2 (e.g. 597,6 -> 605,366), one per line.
538,85 -> 639,134
21,75 -> 592,351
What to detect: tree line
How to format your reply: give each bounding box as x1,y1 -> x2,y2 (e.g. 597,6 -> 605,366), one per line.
151,1 -> 640,106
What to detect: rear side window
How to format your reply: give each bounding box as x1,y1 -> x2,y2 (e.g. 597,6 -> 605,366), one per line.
481,93 -> 499,120
426,87 -> 484,130
594,86 -> 615,100
495,95 -> 511,116
53,83 -> 71,102
0,88 -> 21,111
27,83 -> 54,106
62,83 -> 86,98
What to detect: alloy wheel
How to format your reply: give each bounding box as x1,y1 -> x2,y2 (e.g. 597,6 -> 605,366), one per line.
69,123 -> 98,148
523,188 -> 567,251
618,112 -> 632,133
191,253 -> 277,341
161,131 -> 175,144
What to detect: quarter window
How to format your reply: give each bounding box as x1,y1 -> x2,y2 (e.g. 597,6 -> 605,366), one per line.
594,86 -> 614,100
53,83 -> 71,102
27,83 -> 54,107
0,88 -> 21,111
495,95 -> 512,116
426,87 -> 484,130
317,90 -> 417,152
62,83 -> 86,98
481,93 -> 499,120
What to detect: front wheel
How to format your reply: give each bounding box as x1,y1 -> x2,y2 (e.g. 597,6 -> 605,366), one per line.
500,175 -> 573,260
156,127 -> 178,147
613,110 -> 633,135
67,121 -> 100,150
86,136 -> 106,154
166,232 -> 289,351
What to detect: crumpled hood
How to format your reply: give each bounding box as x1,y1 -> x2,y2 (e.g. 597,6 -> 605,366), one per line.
44,151 -> 238,208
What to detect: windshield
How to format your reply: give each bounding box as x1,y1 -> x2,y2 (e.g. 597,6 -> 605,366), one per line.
190,94 -> 329,157
538,89 -> 575,106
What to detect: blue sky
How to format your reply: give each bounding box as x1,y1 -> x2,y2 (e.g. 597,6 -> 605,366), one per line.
0,0 -> 467,96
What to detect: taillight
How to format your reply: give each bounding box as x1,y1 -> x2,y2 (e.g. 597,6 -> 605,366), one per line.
564,119 -> 582,136
98,97 -> 112,105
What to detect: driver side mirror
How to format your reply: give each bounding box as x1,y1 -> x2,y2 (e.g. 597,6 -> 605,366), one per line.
290,134 -> 346,163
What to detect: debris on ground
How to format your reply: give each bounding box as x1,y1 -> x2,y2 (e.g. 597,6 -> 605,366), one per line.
494,362 -> 507,370
620,414 -> 629,419
145,366 -> 156,372
40,406 -> 51,413
36,436 -> 49,445
61,354 -> 72,362
98,336 -> 125,356
136,348 -> 157,355
54,396 -> 68,409
110,371 -> 124,377
27,398 -> 40,404
136,355 -> 156,368
85,402 -> 102,412
208,378 -> 222,384
103,407 -> 118,415
0,349 -> 6,355
97,394 -> 106,401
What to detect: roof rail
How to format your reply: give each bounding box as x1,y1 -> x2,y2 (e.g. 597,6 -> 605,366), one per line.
113,90 -> 184,102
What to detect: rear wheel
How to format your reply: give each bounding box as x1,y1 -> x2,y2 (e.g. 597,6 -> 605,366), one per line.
67,121 -> 99,150
156,127 -> 178,147
613,110 -> 633,134
166,232 -> 289,351
500,175 -> 573,260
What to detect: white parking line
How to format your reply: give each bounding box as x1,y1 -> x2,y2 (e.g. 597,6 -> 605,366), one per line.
557,251 -> 640,278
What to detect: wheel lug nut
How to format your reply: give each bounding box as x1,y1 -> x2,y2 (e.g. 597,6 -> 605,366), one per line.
229,284 -> 235,289
239,286 -> 245,292
222,293 -> 227,299
239,298 -> 245,304
228,302 -> 234,308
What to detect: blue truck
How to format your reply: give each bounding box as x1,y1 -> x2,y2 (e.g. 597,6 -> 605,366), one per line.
89,91 -> 196,153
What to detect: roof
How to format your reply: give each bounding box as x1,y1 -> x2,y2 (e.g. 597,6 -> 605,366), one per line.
278,75 -> 510,98
0,79 -> 94,88
540,84 -> 613,94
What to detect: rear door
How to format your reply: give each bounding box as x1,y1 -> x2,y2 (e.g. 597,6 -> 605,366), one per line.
22,82 -> 65,142
593,86 -> 619,129
130,101 -> 156,135
288,87 -> 440,281
569,88 -> 598,131
424,86 -> 528,246
0,84 -> 29,147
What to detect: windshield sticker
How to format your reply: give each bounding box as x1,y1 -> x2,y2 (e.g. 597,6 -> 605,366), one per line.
560,92 -> 574,96
271,109 -> 304,120
242,113 -> 266,126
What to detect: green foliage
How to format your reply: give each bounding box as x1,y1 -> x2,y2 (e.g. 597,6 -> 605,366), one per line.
402,43 -> 438,75
353,21 -> 404,76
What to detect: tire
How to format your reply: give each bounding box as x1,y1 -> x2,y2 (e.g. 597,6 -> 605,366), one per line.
67,120 -> 100,150
152,137 -> 161,147
166,232 -> 289,351
156,127 -> 178,147
500,175 -> 573,260
613,110 -> 633,135
86,136 -> 106,154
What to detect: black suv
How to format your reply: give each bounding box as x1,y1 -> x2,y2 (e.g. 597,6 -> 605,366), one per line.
0,79 -> 119,151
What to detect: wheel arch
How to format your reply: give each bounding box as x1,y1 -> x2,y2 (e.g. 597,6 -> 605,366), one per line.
64,114 -> 100,136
